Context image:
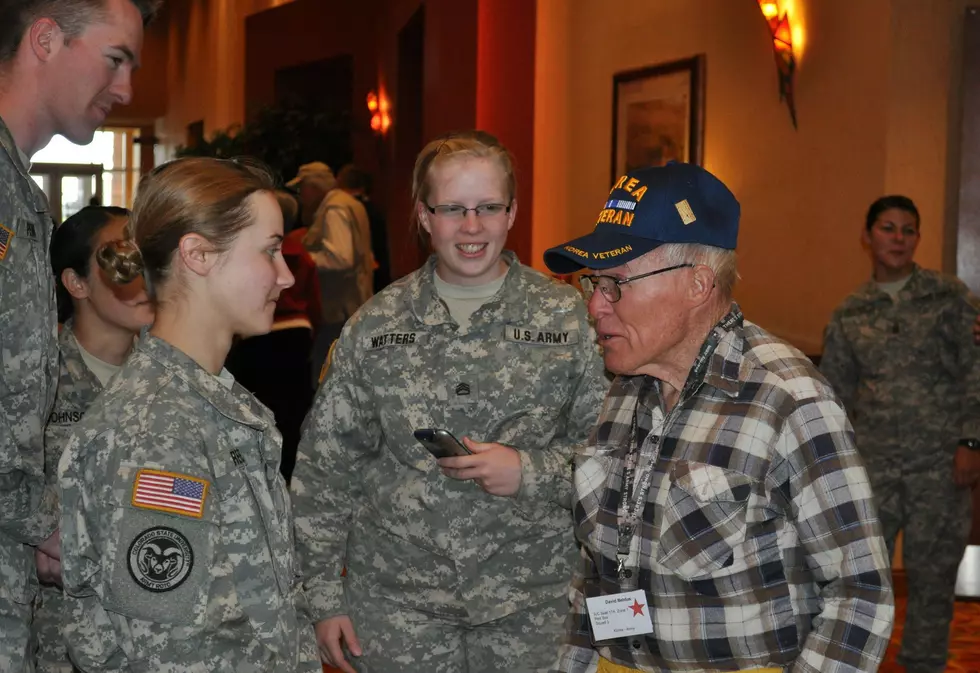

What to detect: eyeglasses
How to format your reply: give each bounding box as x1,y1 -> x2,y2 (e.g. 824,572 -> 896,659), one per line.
425,203 -> 511,219
580,264 -> 694,303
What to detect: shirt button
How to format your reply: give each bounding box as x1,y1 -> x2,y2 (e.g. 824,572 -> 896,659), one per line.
631,639 -> 642,649
623,569 -> 633,578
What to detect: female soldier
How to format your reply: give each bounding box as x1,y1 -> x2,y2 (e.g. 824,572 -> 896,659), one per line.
57,158 -> 320,673
34,206 -> 153,673
292,130 -> 608,673
821,195 -> 980,673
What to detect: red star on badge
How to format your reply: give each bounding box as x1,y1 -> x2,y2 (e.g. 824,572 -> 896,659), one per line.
630,599 -> 645,616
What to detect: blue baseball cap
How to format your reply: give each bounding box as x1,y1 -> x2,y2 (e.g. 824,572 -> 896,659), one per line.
543,162 -> 740,274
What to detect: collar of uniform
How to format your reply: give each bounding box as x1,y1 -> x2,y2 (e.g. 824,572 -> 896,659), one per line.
853,262 -> 923,305
408,250 -> 530,326
0,114 -> 31,178
136,333 -> 272,431
59,320 -> 105,392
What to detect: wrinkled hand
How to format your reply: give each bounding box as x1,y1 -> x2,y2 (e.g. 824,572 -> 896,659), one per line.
314,615 -> 362,673
955,445 -> 980,488
438,439 -> 523,497
35,549 -> 62,587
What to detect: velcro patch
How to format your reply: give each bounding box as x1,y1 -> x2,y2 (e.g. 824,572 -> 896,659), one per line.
0,223 -> 13,262
128,526 -> 194,592
319,339 -> 338,384
131,469 -> 209,518
364,331 -> 426,350
505,326 -> 579,346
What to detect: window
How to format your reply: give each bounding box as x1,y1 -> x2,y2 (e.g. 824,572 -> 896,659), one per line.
30,127 -> 142,222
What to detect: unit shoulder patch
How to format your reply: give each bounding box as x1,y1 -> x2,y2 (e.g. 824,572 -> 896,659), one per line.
0,222 -> 13,262
127,526 -> 194,592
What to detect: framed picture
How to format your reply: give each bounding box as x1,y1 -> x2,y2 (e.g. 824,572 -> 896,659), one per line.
610,55 -> 705,183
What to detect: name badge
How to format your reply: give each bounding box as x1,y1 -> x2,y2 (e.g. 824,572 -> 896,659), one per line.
365,331 -> 426,350
48,408 -> 84,425
16,217 -> 38,241
505,326 -> 579,346
585,589 -> 654,642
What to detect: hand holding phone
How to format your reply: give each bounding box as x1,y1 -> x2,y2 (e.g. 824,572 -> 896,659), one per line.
414,428 -> 472,459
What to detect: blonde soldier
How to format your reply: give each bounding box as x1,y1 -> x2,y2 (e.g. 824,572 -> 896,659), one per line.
57,158 -> 320,673
0,1 -> 158,669
293,130 -> 609,673
34,206 -> 153,673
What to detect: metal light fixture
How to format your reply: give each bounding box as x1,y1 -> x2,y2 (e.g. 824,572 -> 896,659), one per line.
366,91 -> 391,135
758,0 -> 798,128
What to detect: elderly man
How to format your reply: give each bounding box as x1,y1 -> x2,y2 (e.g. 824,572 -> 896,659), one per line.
543,162 -> 894,673
287,161 -> 374,383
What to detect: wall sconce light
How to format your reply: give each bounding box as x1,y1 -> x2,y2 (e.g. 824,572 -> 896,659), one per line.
367,91 -> 391,135
758,0 -> 798,128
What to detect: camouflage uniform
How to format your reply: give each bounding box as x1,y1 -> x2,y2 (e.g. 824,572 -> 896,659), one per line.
34,324 -> 104,673
57,334 -> 320,673
292,252 -> 609,673
821,264 -> 980,673
0,116 -> 61,672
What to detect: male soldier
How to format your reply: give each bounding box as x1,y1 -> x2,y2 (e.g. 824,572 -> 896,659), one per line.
0,1 -> 157,669
287,162 -> 374,384
822,195 -> 980,673
545,162 -> 894,672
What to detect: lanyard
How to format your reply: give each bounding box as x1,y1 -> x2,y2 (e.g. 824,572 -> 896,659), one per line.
615,403 -> 666,576
613,307 -> 743,576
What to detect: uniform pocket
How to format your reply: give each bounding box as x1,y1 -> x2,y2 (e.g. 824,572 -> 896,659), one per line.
656,461 -> 753,581
102,465 -> 218,627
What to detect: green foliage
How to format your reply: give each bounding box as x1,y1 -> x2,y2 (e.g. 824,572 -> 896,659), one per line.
175,103 -> 353,185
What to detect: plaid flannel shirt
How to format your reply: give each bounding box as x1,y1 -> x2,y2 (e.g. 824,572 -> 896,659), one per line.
556,305 -> 894,673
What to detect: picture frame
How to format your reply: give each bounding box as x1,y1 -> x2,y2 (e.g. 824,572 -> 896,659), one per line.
610,55 -> 705,184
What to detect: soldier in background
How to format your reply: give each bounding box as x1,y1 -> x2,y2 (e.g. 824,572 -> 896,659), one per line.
35,206 -> 152,672
0,0 -> 158,669
822,194 -> 980,673
292,130 -> 608,673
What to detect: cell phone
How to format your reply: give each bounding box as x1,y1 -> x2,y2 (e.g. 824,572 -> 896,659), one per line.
414,428 -> 471,459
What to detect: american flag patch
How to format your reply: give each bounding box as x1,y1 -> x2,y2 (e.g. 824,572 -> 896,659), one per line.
0,223 -> 13,262
131,469 -> 209,518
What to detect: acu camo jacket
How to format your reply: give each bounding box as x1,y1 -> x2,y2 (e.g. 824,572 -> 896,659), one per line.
821,265 -> 980,474
292,252 -> 609,625
58,334 -> 320,673
45,322 -> 104,481
0,115 -> 60,614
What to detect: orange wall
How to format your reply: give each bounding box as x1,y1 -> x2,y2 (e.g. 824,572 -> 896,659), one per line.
106,1 -> 169,125
533,0 -> 967,354
476,0 -> 536,268
374,0 -> 538,279
157,0 -> 299,151
243,0 -> 381,183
